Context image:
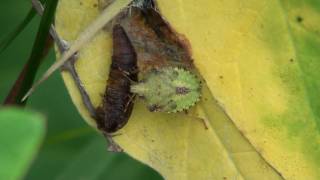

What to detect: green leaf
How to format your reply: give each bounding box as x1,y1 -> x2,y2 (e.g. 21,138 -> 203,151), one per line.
0,0 -> 48,54
6,0 -> 58,105
0,8 -> 36,54
0,108 -> 45,180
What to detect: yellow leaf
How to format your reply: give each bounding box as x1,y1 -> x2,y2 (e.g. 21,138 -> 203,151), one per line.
157,0 -> 320,179
56,0 -> 320,179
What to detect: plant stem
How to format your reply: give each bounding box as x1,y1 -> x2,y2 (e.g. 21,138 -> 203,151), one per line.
3,0 -> 58,105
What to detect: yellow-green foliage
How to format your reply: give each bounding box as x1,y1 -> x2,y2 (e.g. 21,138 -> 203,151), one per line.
56,0 -> 320,179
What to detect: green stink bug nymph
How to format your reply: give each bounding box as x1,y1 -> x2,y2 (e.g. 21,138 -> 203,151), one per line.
131,67 -> 201,113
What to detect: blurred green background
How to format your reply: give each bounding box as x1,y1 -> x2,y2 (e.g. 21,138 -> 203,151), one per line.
0,1 -> 162,179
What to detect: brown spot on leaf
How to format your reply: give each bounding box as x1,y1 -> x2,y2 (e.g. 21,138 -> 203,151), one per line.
110,7 -> 194,74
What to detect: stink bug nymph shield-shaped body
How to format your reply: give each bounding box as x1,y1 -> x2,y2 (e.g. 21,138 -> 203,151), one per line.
131,67 -> 201,113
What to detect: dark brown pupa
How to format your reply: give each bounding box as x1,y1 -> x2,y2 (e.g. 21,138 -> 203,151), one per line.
95,24 -> 138,133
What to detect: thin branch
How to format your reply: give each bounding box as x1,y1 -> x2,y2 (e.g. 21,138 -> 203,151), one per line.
3,0 -> 58,105
4,36 -> 53,105
22,0 -> 132,101
31,0 -> 97,118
